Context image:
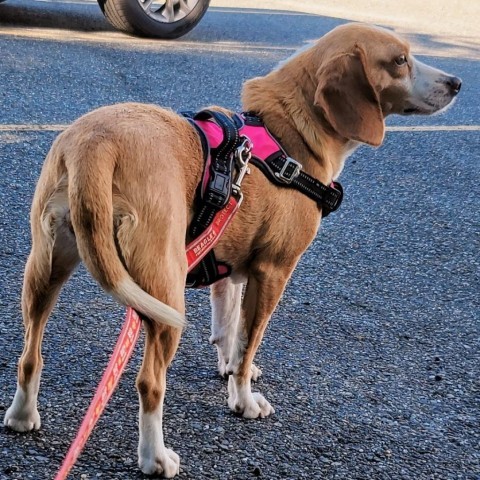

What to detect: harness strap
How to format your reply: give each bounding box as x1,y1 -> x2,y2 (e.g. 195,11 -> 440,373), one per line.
242,112 -> 343,217
251,153 -> 343,217
182,110 -> 242,287
193,109 -> 239,210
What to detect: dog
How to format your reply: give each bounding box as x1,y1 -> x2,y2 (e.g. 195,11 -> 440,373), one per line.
4,23 -> 461,477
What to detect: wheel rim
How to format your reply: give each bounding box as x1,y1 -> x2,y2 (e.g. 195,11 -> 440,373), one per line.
137,0 -> 201,23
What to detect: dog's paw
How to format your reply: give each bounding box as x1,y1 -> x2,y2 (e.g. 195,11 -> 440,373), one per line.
228,377 -> 274,419
229,391 -> 275,419
139,448 -> 180,478
4,386 -> 41,433
4,404 -> 41,432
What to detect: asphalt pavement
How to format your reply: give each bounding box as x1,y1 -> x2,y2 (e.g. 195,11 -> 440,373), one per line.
0,1 -> 479,479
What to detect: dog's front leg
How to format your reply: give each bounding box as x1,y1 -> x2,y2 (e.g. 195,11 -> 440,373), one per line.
226,262 -> 294,419
210,278 -> 243,378
137,321 -> 182,478
210,278 -> 263,381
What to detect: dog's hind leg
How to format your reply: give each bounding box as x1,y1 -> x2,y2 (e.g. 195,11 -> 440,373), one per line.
137,317 -> 183,478
210,278 -> 262,381
120,224 -> 186,478
4,202 -> 80,432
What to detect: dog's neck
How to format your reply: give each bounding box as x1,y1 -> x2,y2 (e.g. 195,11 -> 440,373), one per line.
242,65 -> 359,184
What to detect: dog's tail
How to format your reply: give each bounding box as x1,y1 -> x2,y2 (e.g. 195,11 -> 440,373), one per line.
65,137 -> 185,329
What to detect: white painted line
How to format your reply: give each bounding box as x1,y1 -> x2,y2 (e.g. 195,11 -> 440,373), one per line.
0,124 -> 69,132
1,124 -> 479,133
386,125 -> 480,132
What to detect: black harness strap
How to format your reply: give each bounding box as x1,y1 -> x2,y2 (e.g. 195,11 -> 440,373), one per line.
243,113 -> 343,217
183,110 -> 241,288
188,110 -> 239,235
251,153 -> 343,217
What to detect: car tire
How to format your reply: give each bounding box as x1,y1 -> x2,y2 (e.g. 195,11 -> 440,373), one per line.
98,0 -> 210,39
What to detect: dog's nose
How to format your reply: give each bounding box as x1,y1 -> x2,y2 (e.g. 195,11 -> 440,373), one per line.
446,76 -> 462,95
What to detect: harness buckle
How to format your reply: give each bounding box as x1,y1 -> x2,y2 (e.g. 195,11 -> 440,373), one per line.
275,157 -> 302,184
205,171 -> 231,208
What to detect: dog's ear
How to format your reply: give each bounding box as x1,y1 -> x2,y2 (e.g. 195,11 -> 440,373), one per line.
314,46 -> 384,146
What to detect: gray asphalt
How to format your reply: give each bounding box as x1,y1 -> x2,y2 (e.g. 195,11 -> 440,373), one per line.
0,2 -> 479,480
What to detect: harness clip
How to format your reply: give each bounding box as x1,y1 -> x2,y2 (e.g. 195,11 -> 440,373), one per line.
275,157 -> 302,184
232,136 -> 252,194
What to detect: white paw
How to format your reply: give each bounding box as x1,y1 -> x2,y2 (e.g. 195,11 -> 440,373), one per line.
4,387 -> 41,432
228,377 -> 275,419
4,405 -> 41,432
139,448 -> 180,478
4,414 -> 41,432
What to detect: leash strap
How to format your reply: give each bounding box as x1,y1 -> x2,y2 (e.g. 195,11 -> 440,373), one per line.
54,307 -> 142,480
186,195 -> 242,271
53,196 -> 241,477
54,192 -> 242,477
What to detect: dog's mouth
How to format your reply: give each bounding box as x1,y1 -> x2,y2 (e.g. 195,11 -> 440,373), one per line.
402,92 -> 457,116
402,101 -> 437,116
402,99 -> 436,115
403,96 -> 457,117
401,105 -> 433,115
403,107 -> 420,115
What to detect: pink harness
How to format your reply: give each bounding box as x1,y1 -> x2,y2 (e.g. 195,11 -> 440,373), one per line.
193,112 -> 342,205
195,115 -> 284,163
184,111 -> 343,287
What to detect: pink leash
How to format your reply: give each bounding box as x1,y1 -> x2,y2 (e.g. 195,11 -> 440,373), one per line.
54,307 -> 141,480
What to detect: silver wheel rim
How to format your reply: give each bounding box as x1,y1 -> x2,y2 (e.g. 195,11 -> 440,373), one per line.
137,0 -> 201,23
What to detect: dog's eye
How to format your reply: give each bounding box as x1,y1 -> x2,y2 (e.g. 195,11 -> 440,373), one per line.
395,54 -> 407,66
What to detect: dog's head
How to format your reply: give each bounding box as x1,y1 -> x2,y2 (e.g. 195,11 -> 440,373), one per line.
312,23 -> 462,146
243,23 -> 461,150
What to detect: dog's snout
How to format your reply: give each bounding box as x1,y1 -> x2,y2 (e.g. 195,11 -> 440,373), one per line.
446,76 -> 462,95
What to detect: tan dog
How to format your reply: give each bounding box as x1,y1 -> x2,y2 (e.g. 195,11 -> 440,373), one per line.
4,23 -> 460,477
